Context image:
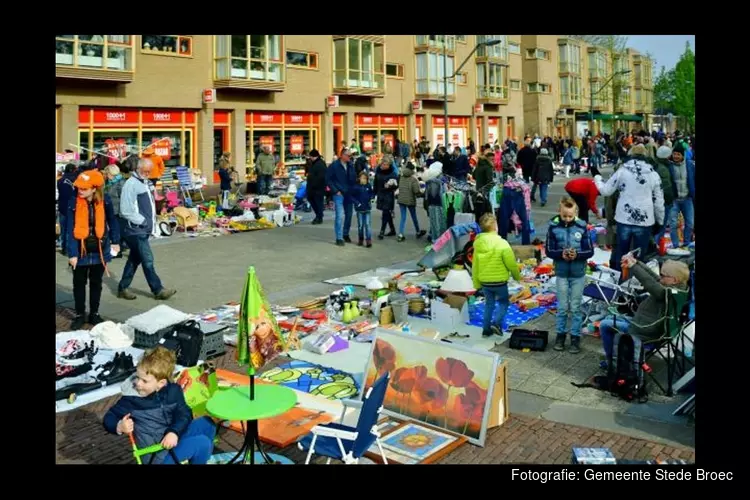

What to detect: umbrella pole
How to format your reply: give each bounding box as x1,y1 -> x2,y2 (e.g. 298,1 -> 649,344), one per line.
249,365 -> 255,401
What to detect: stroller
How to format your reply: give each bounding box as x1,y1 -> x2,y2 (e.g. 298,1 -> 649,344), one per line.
293,181 -> 311,212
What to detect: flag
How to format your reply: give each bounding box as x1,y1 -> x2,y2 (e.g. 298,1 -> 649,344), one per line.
237,267 -> 286,372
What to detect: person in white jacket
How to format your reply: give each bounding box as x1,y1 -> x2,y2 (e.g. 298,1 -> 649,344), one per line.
594,144 -> 665,271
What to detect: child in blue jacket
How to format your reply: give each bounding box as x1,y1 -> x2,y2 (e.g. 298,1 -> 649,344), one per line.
350,170 -> 375,247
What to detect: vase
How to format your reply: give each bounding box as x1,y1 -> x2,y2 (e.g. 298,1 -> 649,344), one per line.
342,302 -> 352,323
351,301 -> 360,319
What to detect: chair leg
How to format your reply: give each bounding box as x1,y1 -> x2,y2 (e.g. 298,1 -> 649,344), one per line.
376,438 -> 389,464
326,458 -> 332,465
305,435 -> 317,465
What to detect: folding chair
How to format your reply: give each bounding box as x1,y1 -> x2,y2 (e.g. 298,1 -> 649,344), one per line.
176,166 -> 205,205
581,266 -> 637,327
297,373 -> 390,465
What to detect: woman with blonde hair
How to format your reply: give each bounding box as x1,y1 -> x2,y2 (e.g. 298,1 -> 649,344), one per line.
66,170 -> 121,330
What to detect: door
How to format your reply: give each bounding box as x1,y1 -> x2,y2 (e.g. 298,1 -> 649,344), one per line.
333,127 -> 341,157
506,117 -> 515,140
213,127 -> 228,184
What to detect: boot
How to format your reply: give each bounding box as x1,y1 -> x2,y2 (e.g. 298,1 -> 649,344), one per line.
118,289 -> 137,300
366,239 -> 372,248
343,236 -> 352,243
71,314 -> 86,331
155,288 -> 177,300
553,334 -> 566,351
568,336 -> 581,354
378,232 -> 385,240
386,230 -> 397,237
416,230 -> 427,239
358,238 -> 364,247
88,313 -> 104,326
336,239 -> 345,246
397,234 -> 405,242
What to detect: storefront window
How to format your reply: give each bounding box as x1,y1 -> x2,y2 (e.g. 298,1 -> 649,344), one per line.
283,130 -> 311,166
78,130 -> 90,158
357,130 -> 378,154
380,129 -> 399,153
141,130 -> 191,170
247,130 -> 282,167
92,131 -> 138,160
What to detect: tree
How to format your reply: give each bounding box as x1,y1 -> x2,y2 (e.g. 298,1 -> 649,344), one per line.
672,41 -> 695,131
653,66 -> 676,115
570,35 -> 629,113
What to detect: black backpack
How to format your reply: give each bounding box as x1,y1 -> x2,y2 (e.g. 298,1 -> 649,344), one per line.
608,332 -> 648,403
161,320 -> 203,367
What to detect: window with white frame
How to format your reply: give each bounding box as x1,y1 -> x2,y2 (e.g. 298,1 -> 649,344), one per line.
55,35 -> 134,71
214,35 -> 283,82
558,44 -> 581,73
415,35 -> 456,52
527,82 -> 550,93
141,35 -> 192,56
508,41 -> 521,55
510,79 -> 521,90
588,51 -> 607,79
618,87 -> 631,108
415,52 -> 455,96
456,35 -> 467,43
477,35 -> 507,60
457,72 -> 468,85
287,50 -> 318,69
559,76 -> 582,106
477,62 -> 508,100
333,37 -> 385,89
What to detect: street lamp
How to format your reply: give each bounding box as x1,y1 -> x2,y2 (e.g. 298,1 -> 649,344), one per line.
443,38 -> 503,151
589,69 -> 631,133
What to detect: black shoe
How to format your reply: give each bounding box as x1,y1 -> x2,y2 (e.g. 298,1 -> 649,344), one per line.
490,325 -> 503,336
378,233 -> 385,240
553,334 -> 566,351
98,352 -> 135,384
482,331 -> 493,338
568,336 -> 581,354
386,230 -> 397,237
541,202 -> 546,207
397,234 -> 406,242
358,239 -> 364,246
71,314 -> 86,331
97,352 -> 121,373
343,236 -> 352,243
88,313 -> 104,326
416,230 -> 427,239
530,198 -> 537,202
311,219 -> 321,225
336,239 -> 345,246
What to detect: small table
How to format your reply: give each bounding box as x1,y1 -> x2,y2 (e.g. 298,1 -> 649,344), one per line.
206,384 -> 297,464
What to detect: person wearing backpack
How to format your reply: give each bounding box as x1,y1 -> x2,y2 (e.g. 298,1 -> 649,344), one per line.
598,255 -> 690,366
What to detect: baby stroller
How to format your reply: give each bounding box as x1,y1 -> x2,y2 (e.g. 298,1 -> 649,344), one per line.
229,169 -> 245,204
294,181 -> 311,212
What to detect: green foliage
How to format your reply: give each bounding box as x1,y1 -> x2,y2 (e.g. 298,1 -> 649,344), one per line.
651,41 -> 695,130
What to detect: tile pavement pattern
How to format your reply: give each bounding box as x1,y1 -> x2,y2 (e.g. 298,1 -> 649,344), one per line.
55,308 -> 695,464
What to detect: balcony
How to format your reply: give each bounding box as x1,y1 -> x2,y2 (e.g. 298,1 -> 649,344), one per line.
615,100 -> 631,113
332,37 -> 386,97
56,35 -> 134,82
589,68 -> 607,80
559,62 -> 582,75
477,85 -> 509,104
333,71 -> 386,97
476,35 -> 507,63
560,94 -> 583,110
415,35 -> 455,54
213,35 -> 286,91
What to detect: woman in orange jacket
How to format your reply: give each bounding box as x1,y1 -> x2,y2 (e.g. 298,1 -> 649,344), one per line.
143,147 -> 166,186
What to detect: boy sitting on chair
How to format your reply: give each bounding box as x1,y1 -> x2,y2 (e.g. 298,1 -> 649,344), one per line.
103,346 -> 216,464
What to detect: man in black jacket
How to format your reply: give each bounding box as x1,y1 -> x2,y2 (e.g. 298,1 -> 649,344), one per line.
516,141 -> 538,183
306,149 -> 328,224
531,148 -> 555,206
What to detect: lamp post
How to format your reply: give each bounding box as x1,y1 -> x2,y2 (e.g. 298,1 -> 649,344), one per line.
589,69 -> 631,134
443,38 -> 503,151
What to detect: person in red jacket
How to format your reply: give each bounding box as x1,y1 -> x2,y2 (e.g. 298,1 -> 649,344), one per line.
564,177 -> 601,223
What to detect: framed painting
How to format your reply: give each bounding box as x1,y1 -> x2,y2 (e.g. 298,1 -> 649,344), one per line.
365,421 -> 467,464
364,329 -> 501,446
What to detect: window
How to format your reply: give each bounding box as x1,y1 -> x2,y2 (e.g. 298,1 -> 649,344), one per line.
614,56 -> 630,84
617,88 -> 631,108
141,35 -> 192,57
588,51 -> 607,79
634,63 -> 642,85
508,41 -> 521,55
526,48 -> 550,60
477,62 -> 508,100
558,43 -> 581,73
55,35 -> 134,71
456,35 -> 467,43
457,72 -> 468,85
386,63 -> 404,79
333,38 -> 385,90
510,79 -> 521,91
591,81 -> 609,107
415,52 -> 455,96
286,50 -> 318,69
477,35 -> 507,60
415,35 -> 456,52
559,76 -> 582,106
527,82 -> 550,93
635,89 -> 643,108
214,35 -> 283,82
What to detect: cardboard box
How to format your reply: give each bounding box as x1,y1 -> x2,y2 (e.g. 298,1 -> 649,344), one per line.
488,360 -> 509,428
430,294 -> 469,331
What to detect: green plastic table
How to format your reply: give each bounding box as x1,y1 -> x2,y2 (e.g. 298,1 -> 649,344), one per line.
206,384 -> 297,464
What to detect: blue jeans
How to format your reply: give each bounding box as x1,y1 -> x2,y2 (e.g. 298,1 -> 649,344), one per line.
669,198 -> 694,246
556,276 -> 585,336
613,223 -> 652,272
357,211 -> 372,241
398,204 -> 420,235
161,416 -> 216,465
531,183 -> 549,204
599,316 -> 630,360
258,174 -> 273,195
482,284 -> 509,334
59,214 -> 68,253
118,234 -> 164,294
333,194 -> 353,240
498,188 -> 531,244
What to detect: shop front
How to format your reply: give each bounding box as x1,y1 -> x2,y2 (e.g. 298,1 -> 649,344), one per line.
332,113 -> 345,155
245,111 -> 321,175
354,114 -> 407,155
475,117 -> 500,146
432,116 -> 470,150
78,107 -> 198,171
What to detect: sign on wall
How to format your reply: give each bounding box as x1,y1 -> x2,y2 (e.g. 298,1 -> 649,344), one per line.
151,138 -> 172,160
260,136 -> 275,153
202,89 -> 216,104
362,134 -> 374,152
105,139 -> 128,160
289,135 -> 304,154
383,134 -> 394,150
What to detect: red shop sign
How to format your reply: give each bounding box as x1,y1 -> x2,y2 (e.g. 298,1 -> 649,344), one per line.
450,117 -> 464,126
333,114 -> 344,126
357,115 -> 377,126
259,136 -> 275,153
284,113 -> 311,125
93,109 -> 139,124
383,134 -> 394,150
380,115 -> 397,125
142,111 -> 182,125
433,117 -> 445,126
150,138 -> 172,160
105,139 -> 128,160
252,113 -> 282,125
214,110 -> 230,125
289,135 -> 304,154
362,134 -> 374,152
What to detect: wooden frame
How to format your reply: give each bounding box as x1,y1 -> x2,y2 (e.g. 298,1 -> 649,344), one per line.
55,35 -> 135,81
385,62 -> 404,79
140,35 -> 193,58
331,37 -> 386,97
364,419 -> 467,464
212,35 -> 286,90
286,50 -> 319,70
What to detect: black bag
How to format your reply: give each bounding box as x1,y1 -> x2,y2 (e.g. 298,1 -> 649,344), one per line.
509,329 -> 549,351
607,332 -> 648,403
84,235 -> 101,253
161,320 -> 204,367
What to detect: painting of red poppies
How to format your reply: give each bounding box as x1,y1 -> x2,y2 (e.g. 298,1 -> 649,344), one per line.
364,329 -> 500,446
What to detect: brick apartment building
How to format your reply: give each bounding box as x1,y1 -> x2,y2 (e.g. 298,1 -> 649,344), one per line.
55,35 -> 653,185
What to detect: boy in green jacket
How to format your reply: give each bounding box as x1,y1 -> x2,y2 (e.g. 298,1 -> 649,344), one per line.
472,213 -> 521,337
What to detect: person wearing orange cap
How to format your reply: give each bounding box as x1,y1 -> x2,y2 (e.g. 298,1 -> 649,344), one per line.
67,170 -> 120,330
143,147 -> 166,187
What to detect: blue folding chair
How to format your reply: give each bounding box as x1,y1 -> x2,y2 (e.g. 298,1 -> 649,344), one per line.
297,373 -> 390,465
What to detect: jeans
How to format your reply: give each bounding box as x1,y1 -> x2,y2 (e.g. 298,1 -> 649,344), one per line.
531,183 -> 549,204
309,192 -> 324,221
613,223 -> 652,271
599,316 -> 630,360
498,187 -> 531,244
556,276 -> 585,336
398,204 -> 420,235
333,194 -> 353,240
357,211 -> 372,241
59,214 -> 68,254
161,416 -> 216,465
73,263 -> 105,315
482,284 -> 509,334
258,174 -> 273,195
669,198 -> 694,246
119,234 -> 164,294
380,209 -> 395,234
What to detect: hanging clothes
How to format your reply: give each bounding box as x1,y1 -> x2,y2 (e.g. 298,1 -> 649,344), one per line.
442,191 -> 464,223
499,186 -> 531,244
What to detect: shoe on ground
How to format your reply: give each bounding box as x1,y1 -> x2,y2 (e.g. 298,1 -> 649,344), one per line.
336,239 -> 345,246
70,314 -> 86,331
118,289 -> 137,300
155,288 -> 177,300
386,230 -> 397,237
88,313 -> 104,326
343,236 -> 352,243
377,233 -> 385,240
541,202 -> 546,207
568,336 -> 581,354
311,219 -> 321,225
358,239 -> 364,246
366,240 -> 372,248
530,198 -> 537,202
397,234 -> 405,242
490,325 -> 503,336
416,230 -> 427,239
553,334 -> 566,351
482,330 -> 493,338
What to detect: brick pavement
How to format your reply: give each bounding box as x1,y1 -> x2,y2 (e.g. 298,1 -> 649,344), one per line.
55,308 -> 695,464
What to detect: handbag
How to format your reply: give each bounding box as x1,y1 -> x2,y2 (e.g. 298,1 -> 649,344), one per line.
161,320 -> 204,367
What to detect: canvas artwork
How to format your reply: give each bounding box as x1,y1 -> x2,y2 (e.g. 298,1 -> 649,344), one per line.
364,329 -> 500,446
365,420 -> 467,464
259,360 -> 360,400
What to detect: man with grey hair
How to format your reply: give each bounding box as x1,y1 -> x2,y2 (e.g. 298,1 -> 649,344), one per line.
117,157 -> 176,301
255,144 -> 277,195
